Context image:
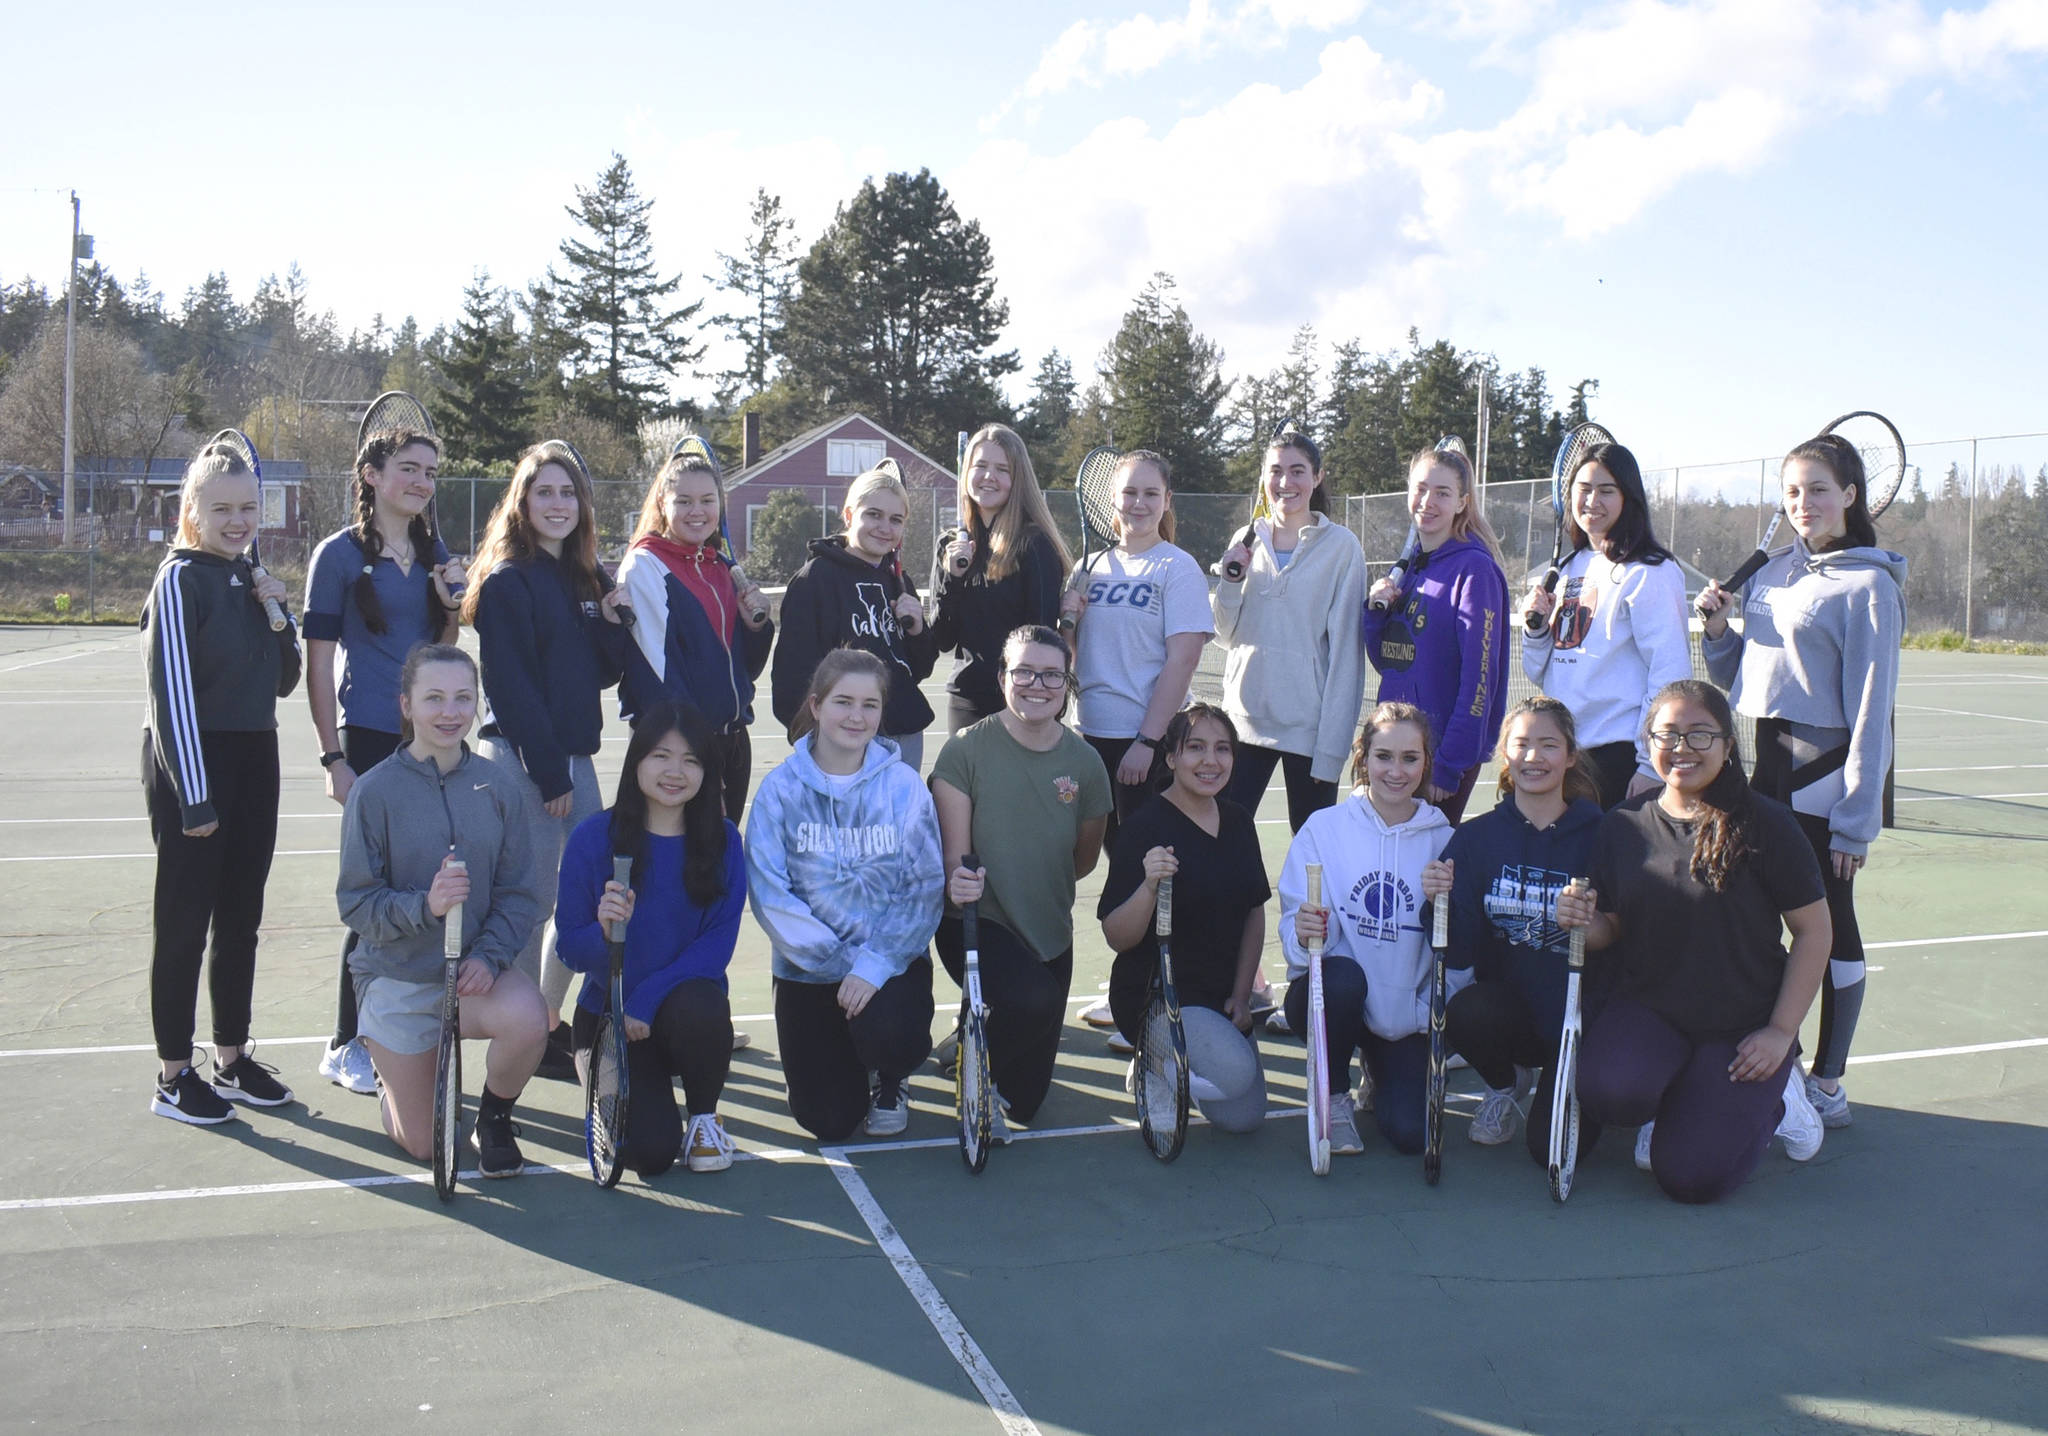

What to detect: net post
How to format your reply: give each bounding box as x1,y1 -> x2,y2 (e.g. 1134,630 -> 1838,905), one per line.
1964,436 -> 1978,640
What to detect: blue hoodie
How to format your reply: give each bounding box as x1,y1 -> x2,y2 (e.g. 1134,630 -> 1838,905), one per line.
744,736 -> 945,988
1361,533 -> 1509,780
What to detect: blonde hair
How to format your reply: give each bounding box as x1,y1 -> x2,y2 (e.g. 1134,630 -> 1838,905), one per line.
842,460 -> 909,529
1350,700 -> 1436,792
960,423 -> 1071,583
1408,441 -> 1505,568
461,441 -> 602,623
788,647 -> 892,745
632,449 -> 726,548
174,445 -> 256,550
1115,449 -> 1176,547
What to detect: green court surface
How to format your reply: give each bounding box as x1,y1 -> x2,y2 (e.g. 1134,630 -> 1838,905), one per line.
2,626 -> 2045,1434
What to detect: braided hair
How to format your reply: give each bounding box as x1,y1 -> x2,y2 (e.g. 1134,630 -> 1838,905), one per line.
1649,679 -> 1756,892
351,427 -> 444,638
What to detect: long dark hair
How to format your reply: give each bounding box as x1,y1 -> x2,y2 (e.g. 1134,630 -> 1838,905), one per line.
460,440 -> 603,624
1266,425 -> 1331,515
1565,442 -> 1674,566
1493,696 -> 1601,804
1150,701 -> 1238,792
1649,679 -> 1755,892
1784,433 -> 1877,550
608,701 -> 729,909
351,427 -> 444,638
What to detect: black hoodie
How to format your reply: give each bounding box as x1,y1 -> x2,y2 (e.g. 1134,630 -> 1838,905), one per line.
771,536 -> 937,736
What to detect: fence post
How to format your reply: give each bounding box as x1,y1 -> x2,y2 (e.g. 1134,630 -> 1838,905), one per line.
87,545 -> 95,623
1963,437 -> 1978,639
1669,468 -> 1681,550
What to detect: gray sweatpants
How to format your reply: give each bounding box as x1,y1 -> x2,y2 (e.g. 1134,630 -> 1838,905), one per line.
476,738 -> 601,1015
1182,1005 -> 1268,1133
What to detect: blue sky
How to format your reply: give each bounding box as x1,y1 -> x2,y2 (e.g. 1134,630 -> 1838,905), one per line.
4,0 -> 2045,477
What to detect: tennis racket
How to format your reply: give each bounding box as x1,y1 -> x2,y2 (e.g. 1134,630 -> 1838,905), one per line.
1304,862 -> 1331,1177
1221,417 -> 1300,582
1134,875 -> 1189,1163
1424,893 -> 1449,1186
673,433 -> 768,626
1060,445 -> 1121,637
204,428 -> 287,632
1548,879 -> 1588,1204
1370,527 -> 1422,613
1527,421 -> 1616,634
585,853 -> 634,1189
956,851 -> 993,1174
432,857 -> 465,1202
358,389 -> 462,602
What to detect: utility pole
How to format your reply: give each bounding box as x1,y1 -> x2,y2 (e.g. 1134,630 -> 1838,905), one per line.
61,192 -> 81,547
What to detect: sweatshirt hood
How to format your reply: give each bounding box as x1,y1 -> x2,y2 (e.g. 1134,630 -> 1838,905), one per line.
786,730 -> 902,796
1801,540 -> 1908,587
807,535 -> 894,574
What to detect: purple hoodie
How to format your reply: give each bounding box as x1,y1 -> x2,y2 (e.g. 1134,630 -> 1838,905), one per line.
1361,533 -> 1509,780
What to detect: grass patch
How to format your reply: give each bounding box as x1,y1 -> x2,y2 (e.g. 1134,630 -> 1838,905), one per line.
1902,629 -> 2048,656
0,549 -> 307,626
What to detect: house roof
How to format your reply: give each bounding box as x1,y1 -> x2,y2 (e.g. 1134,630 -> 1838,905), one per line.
731,412 -> 954,491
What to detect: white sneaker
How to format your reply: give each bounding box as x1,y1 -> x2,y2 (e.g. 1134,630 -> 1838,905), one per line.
1634,1121 -> 1655,1171
1805,1075 -> 1852,1129
1105,1029 -> 1134,1055
1354,1065 -> 1375,1113
864,1073 -> 908,1136
1080,997 -> 1116,1029
989,1091 -> 1013,1145
319,1038 -> 378,1096
1513,1065 -> 1538,1104
1777,1067 -> 1823,1161
1264,1008 -> 1292,1036
1469,1085 -> 1519,1145
731,1030 -> 752,1052
1328,1092 -> 1365,1154
685,1113 -> 735,1172
1188,1073 -> 1225,1105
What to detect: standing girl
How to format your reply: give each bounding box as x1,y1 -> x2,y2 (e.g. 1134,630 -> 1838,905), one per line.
1426,697 -> 1604,1158
749,651 -> 945,1141
1520,442 -> 1691,808
463,440 -> 636,1075
930,626 -> 1112,1135
1212,428 -> 1368,832
1700,434 -> 1907,1128
337,644 -> 548,1175
1061,449 -> 1212,839
1558,679 -> 1830,1203
1362,442 -> 1509,825
555,701 -> 747,1176
1099,704 -> 1270,1135
143,444 -> 302,1124
618,443 -> 774,819
304,426 -> 466,1095
771,459 -> 938,771
930,424 -> 1072,732
1278,702 -> 1454,1156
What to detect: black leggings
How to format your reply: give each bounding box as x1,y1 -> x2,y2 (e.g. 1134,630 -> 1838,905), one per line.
718,725 -> 754,821
1444,979 -> 1603,1164
145,730 -> 280,1061
1584,741 -> 1638,811
332,725 -> 402,1047
773,958 -> 935,1141
1221,743 -> 1337,833
1083,734 -> 1150,850
572,978 -> 733,1177
934,916 -> 1072,1121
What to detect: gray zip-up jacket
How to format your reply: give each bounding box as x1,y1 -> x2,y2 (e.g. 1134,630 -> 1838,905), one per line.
338,744 -> 542,983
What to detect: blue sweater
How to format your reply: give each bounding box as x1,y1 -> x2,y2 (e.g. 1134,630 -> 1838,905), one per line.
555,811 -> 747,1025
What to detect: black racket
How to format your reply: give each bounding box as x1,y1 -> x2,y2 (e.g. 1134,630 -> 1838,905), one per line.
358,390 -> 463,601
1424,892 -> 1449,1186
1527,421 -> 1616,634
1060,446 -> 1121,637
204,428 -> 287,632
1133,875 -> 1189,1162
432,858 -> 465,1202
956,851 -> 993,1174
1221,417 -> 1300,582
586,853 -> 633,1189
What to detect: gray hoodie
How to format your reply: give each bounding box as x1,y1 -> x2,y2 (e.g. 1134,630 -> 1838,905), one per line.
338,744 -> 543,984
1702,539 -> 1908,855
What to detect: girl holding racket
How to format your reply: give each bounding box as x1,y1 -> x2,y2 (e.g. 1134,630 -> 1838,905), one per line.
1362,443 -> 1509,825
1060,449 -> 1213,838
463,441 -> 636,1079
1098,703 -> 1270,1133
1519,442 -> 1692,808
930,424 -> 1072,732
337,644 -> 547,1175
1699,434 -> 1907,1129
771,459 -> 938,770
750,651 -> 945,1140
931,626 -> 1112,1136
1556,680 -> 1830,1204
305,426 -> 467,1096
1278,702 -> 1455,1155
556,701 -> 747,1176
618,446 -> 775,818
143,445 -> 302,1125
1212,427 -> 1367,832
1424,697 -> 1603,1157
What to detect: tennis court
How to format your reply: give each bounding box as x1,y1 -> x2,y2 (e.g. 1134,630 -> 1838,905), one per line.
2,624 -> 2044,1434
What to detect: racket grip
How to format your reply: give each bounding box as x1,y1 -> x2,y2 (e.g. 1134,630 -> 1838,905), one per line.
608,854 -> 633,944
1155,876 -> 1173,937
443,859 -> 466,963
1523,566 -> 1560,635
729,564 -> 770,625
261,597 -> 287,632
1698,550 -> 1766,618
1564,879 -> 1588,970
1431,894 -> 1449,949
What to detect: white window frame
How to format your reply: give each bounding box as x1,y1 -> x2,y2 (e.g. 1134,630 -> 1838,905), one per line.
826,438 -> 888,477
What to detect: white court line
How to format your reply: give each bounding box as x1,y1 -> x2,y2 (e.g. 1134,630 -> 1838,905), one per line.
1895,792 -> 2048,804
0,813 -> 334,824
1897,764 -> 2048,774
0,648 -> 109,674
822,1148 -> 1042,1436
1897,703 -> 2048,727
1864,929 -> 2048,950
0,848 -> 339,864
1848,1037 -> 2048,1066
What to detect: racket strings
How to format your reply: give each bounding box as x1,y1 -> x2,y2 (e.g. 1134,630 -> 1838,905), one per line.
589,1031 -> 626,1173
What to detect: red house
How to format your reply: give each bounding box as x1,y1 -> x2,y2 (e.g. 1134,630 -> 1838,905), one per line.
729,413 -> 959,557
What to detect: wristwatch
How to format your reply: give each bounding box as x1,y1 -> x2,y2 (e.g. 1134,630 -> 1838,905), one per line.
319,750 -> 347,769
1133,735 -> 1159,749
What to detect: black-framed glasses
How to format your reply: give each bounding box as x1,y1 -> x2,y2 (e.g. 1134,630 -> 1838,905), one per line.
1648,729 -> 1729,753
1005,667 -> 1069,691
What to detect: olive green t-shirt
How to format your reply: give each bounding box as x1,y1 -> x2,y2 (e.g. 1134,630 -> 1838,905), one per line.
931,716 -> 1113,962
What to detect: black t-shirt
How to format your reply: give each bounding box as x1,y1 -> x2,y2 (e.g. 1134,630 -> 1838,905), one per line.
1589,790 -> 1825,1043
1099,793 -> 1271,1039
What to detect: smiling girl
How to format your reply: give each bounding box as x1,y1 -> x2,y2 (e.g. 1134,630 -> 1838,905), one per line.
1362,442 -> 1509,825
749,650 -> 945,1141
1278,702 -> 1455,1156
555,701 -> 747,1176
142,444 -> 303,1125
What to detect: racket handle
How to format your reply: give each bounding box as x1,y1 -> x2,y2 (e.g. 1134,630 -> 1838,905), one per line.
247,563 -> 288,632
443,859 -> 466,963
1431,893 -> 1449,949
1698,549 -> 1768,619
615,603 -> 636,631
1563,879 -> 1588,970
728,563 -> 770,625
1220,524 -> 1256,583
1155,875 -> 1173,937
608,854 -> 633,945
1523,566 -> 1560,635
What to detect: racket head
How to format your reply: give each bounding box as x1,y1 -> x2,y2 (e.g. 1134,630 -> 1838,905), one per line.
584,1010 -> 629,1188
1073,446 -> 1122,546
1547,999 -> 1581,1203
1819,410 -> 1906,518
1549,421 -> 1615,513
1424,949 -> 1446,1186
1133,995 -> 1189,1163
432,1017 -> 460,1201
357,390 -> 436,452
1305,951 -> 1331,1176
670,432 -> 724,479
956,1003 -> 992,1174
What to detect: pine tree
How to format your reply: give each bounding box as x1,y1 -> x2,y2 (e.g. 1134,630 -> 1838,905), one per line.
708,188 -> 799,402
549,153 -> 704,431
439,271 -> 532,467
1016,350 -> 1077,479
1097,274 -> 1229,488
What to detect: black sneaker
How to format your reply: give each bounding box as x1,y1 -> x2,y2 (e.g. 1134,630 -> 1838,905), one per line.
152,1066 -> 237,1125
534,1021 -> 577,1082
212,1053 -> 295,1107
474,1106 -> 525,1178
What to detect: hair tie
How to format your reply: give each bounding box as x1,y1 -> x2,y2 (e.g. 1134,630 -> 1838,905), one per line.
362,563 -> 375,575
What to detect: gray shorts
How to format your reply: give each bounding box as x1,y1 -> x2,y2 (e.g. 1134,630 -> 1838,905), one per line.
355,975 -> 445,1056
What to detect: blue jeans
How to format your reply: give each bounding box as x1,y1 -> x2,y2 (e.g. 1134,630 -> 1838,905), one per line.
1283,954 -> 1430,1154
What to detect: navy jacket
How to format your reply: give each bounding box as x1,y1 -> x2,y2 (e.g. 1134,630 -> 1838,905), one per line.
771,537 -> 937,737
616,542 -> 774,730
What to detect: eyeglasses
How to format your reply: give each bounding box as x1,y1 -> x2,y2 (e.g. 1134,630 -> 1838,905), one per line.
1648,729 -> 1729,753
1005,667 -> 1069,690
